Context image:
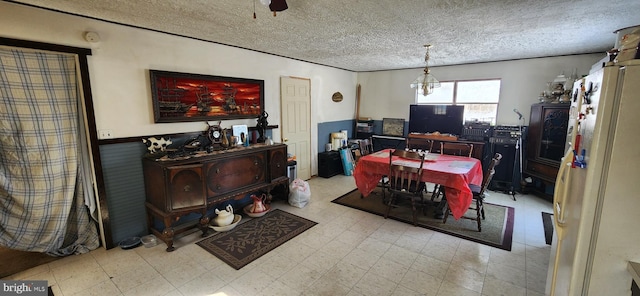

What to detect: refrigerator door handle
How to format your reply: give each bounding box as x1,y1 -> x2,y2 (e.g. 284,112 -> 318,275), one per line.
554,149 -> 574,229
550,148 -> 574,295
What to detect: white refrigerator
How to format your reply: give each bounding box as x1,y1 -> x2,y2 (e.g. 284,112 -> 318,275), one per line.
546,59 -> 640,295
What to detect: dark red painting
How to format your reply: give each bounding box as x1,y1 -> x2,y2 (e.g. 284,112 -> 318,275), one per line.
150,70 -> 264,123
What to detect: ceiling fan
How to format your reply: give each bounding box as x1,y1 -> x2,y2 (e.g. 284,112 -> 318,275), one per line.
254,0 -> 288,18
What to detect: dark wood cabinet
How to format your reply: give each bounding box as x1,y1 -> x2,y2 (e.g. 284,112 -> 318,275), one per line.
142,144 -> 289,251
525,103 -> 570,186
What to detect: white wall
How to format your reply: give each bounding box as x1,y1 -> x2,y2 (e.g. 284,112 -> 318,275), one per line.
0,1 -> 357,149
357,54 -> 603,126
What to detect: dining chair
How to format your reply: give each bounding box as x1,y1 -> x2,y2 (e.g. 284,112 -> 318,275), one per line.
405,137 -> 435,152
384,149 -> 426,226
442,152 -> 502,231
358,138 -> 373,158
357,138 -> 388,200
440,142 -> 474,157
431,142 -> 475,202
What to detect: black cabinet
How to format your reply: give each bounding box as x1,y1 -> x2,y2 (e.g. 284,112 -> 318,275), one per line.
318,151 -> 343,178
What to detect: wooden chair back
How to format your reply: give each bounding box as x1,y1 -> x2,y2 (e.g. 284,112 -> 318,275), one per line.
477,153 -> 502,196
440,142 -> 474,157
405,137 -> 434,152
359,138 -> 373,156
387,150 -> 426,195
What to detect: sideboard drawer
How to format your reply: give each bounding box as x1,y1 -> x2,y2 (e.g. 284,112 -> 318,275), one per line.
205,153 -> 266,196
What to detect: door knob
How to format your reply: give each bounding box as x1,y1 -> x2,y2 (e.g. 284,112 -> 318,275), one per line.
283,138 -> 288,142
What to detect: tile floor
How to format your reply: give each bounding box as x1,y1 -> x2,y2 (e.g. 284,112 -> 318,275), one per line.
4,175 -> 553,296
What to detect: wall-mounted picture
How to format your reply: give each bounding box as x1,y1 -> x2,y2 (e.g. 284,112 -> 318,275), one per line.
150,70 -> 265,123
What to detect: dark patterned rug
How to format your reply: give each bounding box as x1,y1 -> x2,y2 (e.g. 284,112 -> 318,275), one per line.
196,209 -> 317,270
333,188 -> 514,251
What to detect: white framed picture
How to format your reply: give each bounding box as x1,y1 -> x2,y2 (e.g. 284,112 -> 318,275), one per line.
232,125 -> 249,145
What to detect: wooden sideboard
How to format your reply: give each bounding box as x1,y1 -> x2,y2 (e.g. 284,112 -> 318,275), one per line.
142,143 -> 289,251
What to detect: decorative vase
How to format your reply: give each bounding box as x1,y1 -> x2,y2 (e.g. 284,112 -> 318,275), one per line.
265,136 -> 274,145
221,129 -> 230,148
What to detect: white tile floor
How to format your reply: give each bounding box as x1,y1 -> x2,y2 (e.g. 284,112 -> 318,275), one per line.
4,175 -> 553,296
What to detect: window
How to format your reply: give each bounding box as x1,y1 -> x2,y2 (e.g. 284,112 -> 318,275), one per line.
416,79 -> 500,125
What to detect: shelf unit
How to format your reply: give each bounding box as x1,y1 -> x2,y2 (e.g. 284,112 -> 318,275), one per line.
355,119 -> 374,139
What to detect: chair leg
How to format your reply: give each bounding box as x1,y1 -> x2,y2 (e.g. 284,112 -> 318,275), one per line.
430,184 -> 440,201
476,199 -> 482,232
480,199 -> 485,220
442,203 -> 449,224
382,185 -> 386,202
410,197 -> 417,226
384,194 -> 395,219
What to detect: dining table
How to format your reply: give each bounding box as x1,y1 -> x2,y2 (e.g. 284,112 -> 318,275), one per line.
353,149 -> 483,220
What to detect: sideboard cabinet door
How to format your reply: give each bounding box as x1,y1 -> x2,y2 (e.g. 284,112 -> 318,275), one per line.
167,164 -> 205,211
268,146 -> 287,181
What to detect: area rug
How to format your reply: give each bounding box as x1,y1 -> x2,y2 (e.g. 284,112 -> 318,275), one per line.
196,209 -> 317,270
542,212 -> 553,245
332,188 -> 514,251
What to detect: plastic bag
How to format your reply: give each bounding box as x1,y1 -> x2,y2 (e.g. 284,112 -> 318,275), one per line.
289,178 -> 311,208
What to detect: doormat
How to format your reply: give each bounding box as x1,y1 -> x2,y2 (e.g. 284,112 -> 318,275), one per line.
196,209 -> 317,270
542,212 -> 553,245
332,188 -> 514,251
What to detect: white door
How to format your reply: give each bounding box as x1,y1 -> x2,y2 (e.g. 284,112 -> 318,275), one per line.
280,77 -> 311,180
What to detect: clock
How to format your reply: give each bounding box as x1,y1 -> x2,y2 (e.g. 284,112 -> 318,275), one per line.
207,121 -> 224,149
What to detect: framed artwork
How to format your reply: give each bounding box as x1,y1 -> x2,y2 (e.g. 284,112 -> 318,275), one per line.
382,118 -> 405,136
150,70 -> 264,123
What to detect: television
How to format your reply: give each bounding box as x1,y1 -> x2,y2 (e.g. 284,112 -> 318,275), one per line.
408,105 -> 465,136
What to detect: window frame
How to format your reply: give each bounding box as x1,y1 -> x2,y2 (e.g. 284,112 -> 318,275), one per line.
415,78 -> 501,124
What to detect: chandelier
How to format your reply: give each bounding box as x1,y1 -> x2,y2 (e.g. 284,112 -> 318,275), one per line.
410,44 -> 440,96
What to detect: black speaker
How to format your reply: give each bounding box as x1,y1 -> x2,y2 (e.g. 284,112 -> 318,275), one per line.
490,143 -> 517,192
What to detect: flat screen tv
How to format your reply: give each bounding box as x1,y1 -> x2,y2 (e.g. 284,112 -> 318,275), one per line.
408,105 -> 465,136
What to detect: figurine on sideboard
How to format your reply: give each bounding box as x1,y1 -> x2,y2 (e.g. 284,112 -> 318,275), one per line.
256,111 -> 269,143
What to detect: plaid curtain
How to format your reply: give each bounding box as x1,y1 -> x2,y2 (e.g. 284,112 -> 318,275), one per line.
0,48 -> 99,256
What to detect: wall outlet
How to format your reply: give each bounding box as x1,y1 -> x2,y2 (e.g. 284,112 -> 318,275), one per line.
99,130 -> 113,139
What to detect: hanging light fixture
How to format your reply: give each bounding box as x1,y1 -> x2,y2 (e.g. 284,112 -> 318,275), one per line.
410,44 -> 441,96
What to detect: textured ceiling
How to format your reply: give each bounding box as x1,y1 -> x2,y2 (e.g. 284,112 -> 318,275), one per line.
9,0 -> 640,71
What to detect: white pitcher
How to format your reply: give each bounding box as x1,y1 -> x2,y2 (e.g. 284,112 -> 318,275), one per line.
214,204 -> 234,226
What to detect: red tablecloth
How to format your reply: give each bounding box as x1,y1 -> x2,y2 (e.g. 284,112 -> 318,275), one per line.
353,149 -> 483,220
